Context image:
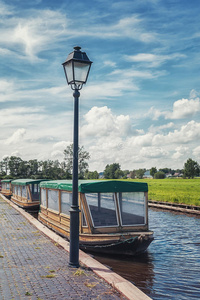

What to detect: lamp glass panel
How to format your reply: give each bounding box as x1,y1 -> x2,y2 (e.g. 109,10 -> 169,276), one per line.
73,61 -> 90,83
64,61 -> 73,83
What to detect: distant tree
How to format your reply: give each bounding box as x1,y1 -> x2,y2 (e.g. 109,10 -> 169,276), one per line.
154,171 -> 165,179
104,163 -> 123,179
85,170 -> 99,179
121,170 -> 129,179
150,167 -> 157,178
18,160 -> 29,178
175,168 -> 183,174
8,156 -> 23,177
2,156 -> 10,175
123,170 -> 130,177
39,159 -> 68,179
183,158 -> 200,179
130,170 -> 136,179
64,144 -> 90,178
135,169 -> 145,179
0,161 -> 6,177
27,159 -> 40,177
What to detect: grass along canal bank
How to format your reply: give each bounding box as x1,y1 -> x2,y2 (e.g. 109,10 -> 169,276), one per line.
132,178 -> 200,207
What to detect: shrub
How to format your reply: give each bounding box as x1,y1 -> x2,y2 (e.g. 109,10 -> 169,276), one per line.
154,171 -> 165,179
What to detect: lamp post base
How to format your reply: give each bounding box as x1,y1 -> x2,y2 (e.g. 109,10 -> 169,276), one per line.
69,206 -> 80,268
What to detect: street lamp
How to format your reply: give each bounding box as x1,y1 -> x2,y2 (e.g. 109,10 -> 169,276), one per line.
62,46 -> 92,267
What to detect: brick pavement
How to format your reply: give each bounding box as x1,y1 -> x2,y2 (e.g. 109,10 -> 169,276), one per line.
0,196 -> 125,300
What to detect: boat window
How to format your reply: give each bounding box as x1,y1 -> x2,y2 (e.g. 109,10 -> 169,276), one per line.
17,186 -> 21,196
14,186 -> 17,195
41,189 -> 47,207
27,188 -> 30,200
48,189 -> 59,211
22,186 -> 27,198
81,205 -> 87,227
61,192 -> 72,215
85,193 -> 118,227
6,183 -> 10,190
30,184 -> 39,201
118,192 -> 145,226
2,183 -> 6,190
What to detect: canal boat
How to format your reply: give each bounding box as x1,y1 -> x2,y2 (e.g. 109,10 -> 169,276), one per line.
11,179 -> 46,210
38,180 -> 154,255
1,179 -> 13,198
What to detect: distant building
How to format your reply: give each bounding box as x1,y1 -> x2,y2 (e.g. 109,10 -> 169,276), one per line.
173,172 -> 183,177
143,170 -> 153,179
166,173 -> 173,178
99,172 -> 104,179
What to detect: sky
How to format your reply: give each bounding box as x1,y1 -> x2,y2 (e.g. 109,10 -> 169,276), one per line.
0,0 -> 200,172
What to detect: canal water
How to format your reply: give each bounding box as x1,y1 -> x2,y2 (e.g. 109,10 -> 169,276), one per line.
92,208 -> 200,300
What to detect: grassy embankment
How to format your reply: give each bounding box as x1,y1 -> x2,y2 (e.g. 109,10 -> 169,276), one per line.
132,178 -> 200,206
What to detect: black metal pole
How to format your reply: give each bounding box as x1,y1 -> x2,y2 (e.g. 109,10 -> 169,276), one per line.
69,88 -> 80,267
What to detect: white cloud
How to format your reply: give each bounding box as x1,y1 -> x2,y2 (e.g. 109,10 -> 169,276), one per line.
0,9 -> 68,61
189,89 -> 199,99
0,106 -> 46,128
0,79 -> 15,92
0,10 -> 157,63
13,10 -> 68,61
5,128 -> 26,145
124,53 -> 186,67
193,146 -> 200,158
140,146 -> 168,158
82,106 -> 133,138
158,122 -> 174,130
0,1 -> 13,16
81,15 -> 157,43
112,16 -> 156,42
11,150 -> 22,157
79,105 -> 200,170
103,60 -> 116,67
153,121 -> 200,145
145,106 -> 165,120
0,78 -> 70,103
146,95 -> 200,121
166,98 -> 200,119
172,146 -> 189,160
53,141 -> 71,151
111,69 -> 155,79
81,79 -> 139,101
51,150 -> 64,160
148,122 -> 175,135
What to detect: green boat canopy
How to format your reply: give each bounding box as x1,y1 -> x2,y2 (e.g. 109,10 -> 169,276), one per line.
40,180 -> 148,193
1,179 -> 13,183
12,179 -> 47,186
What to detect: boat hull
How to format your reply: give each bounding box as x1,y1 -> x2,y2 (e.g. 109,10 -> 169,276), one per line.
38,212 -> 153,256
79,235 -> 154,256
1,191 -> 12,198
11,196 -> 39,211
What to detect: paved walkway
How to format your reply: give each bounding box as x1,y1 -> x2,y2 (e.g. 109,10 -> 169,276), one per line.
0,194 -> 151,300
0,196 -> 126,300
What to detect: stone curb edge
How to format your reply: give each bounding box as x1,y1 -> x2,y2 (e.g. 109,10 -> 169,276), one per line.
1,193 -> 152,300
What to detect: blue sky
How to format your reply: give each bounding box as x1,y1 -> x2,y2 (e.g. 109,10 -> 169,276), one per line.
0,0 -> 200,171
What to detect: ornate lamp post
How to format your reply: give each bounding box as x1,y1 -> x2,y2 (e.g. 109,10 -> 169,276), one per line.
62,46 -> 92,267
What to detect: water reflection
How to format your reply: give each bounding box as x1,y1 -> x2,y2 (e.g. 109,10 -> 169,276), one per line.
91,208 -> 200,300
92,251 -> 155,296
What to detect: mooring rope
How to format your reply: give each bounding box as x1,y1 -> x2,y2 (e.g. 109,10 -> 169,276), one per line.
81,236 -> 139,249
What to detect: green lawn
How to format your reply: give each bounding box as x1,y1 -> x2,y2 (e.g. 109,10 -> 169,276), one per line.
132,178 -> 200,206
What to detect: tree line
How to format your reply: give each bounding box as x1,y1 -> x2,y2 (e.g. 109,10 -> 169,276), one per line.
0,144 -> 98,180
103,158 -> 200,179
0,144 -> 199,180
